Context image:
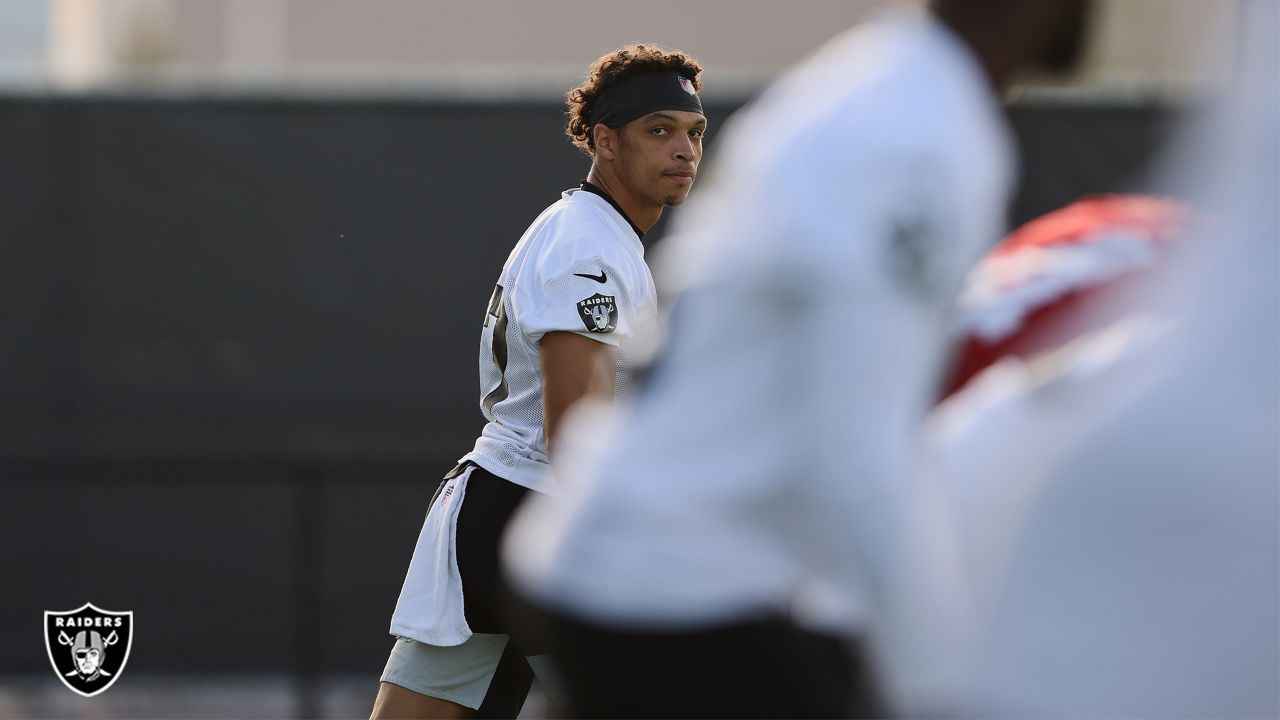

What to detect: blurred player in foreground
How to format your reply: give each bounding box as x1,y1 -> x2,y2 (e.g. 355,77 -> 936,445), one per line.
370,45 -> 706,719
917,2 -> 1278,714
924,193 -> 1193,647
502,0 -> 1093,716
942,193 -> 1190,400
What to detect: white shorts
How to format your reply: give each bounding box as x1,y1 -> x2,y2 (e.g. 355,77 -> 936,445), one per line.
383,463 -> 557,714
380,634 -> 522,711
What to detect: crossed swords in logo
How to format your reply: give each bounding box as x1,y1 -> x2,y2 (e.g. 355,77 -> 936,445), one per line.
57,630 -> 119,677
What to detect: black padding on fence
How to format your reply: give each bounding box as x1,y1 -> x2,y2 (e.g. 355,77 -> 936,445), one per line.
0,94 -> 1176,676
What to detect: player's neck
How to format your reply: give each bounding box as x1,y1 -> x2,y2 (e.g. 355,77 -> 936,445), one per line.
934,3 -> 1080,97
585,167 -> 662,234
935,13 -> 1015,95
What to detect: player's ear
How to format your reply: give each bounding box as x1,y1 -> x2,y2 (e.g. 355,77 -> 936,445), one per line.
593,124 -> 618,161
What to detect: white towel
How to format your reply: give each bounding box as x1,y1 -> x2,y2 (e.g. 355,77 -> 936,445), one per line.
389,465 -> 473,646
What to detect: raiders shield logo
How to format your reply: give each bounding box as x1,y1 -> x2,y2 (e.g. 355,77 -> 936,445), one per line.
577,293 -> 617,334
44,602 -> 133,697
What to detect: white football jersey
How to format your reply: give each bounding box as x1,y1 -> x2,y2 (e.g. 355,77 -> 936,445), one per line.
929,10 -> 1279,714
504,9 -> 1013,630
461,186 -> 657,494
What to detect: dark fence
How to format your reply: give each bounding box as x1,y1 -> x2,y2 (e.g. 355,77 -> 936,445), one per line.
0,94 -> 1177,682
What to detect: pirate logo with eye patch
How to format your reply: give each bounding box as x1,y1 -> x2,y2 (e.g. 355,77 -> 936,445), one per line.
577,293 -> 618,334
44,602 -> 133,697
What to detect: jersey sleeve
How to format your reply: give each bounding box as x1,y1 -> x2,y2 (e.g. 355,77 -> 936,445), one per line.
511,229 -> 649,348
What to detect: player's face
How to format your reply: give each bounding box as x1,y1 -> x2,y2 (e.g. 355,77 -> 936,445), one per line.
615,110 -> 706,207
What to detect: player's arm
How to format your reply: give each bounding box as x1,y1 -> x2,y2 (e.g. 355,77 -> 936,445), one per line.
540,331 -> 617,460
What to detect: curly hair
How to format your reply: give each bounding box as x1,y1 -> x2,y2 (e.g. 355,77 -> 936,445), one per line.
566,44 -> 703,157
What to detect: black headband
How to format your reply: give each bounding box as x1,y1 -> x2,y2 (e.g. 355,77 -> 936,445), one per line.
587,71 -> 704,129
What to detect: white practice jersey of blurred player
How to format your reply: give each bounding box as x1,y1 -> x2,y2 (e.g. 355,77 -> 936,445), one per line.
916,4 -> 1278,715
504,10 -> 1012,634
461,186 -> 656,494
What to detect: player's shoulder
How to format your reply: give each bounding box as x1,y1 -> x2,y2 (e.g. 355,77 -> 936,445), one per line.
512,190 -> 648,294
843,18 -> 997,148
727,12 -> 1002,190
528,191 -> 642,263
819,13 -> 997,145
537,190 -> 631,240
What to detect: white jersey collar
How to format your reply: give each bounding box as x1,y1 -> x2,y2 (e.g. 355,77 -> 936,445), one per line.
564,185 -> 647,256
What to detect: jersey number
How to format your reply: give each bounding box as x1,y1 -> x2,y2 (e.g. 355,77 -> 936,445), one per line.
481,284 -> 509,414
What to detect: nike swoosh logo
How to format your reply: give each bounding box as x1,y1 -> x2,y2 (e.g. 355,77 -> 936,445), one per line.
573,271 -> 608,284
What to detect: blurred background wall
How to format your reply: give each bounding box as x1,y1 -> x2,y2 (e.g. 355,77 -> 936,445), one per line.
0,1 -> 1248,718
0,0 -> 1245,97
